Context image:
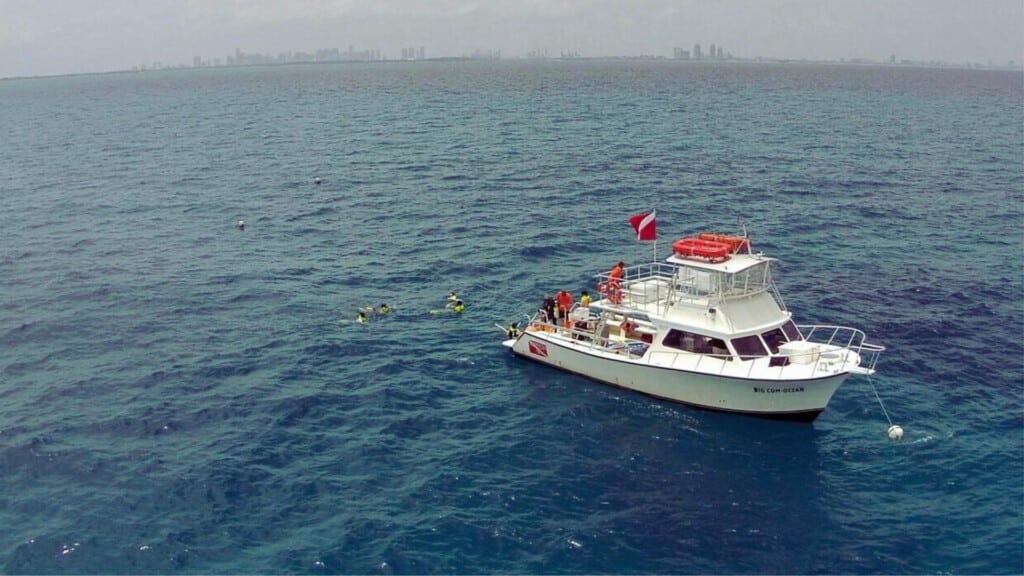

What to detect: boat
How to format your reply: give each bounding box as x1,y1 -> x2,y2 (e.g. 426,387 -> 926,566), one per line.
501,230 -> 884,421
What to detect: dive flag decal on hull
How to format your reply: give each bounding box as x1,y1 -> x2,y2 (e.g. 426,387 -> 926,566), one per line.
528,341 -> 548,357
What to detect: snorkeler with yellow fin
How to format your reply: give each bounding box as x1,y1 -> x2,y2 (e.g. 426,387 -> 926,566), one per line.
430,291 -> 465,315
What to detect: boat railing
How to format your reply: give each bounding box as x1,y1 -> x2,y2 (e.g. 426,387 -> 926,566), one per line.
654,323 -> 886,379
596,262 -> 787,312
595,263 -> 678,309
646,349 -> 736,375
797,324 -> 885,374
598,321 -> 883,379
522,312 -> 884,378
524,310 -> 654,360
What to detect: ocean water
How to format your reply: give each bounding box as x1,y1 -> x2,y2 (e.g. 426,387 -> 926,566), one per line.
1,60 -> 1021,574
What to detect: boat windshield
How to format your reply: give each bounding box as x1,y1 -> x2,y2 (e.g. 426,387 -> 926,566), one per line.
722,261 -> 773,296
732,334 -> 768,360
673,259 -> 774,300
782,320 -> 802,341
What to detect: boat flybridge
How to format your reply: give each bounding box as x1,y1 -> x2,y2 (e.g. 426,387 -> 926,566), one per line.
502,232 -> 884,421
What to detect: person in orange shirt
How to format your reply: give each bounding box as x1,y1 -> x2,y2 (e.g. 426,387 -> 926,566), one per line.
556,289 -> 574,327
607,261 -> 625,303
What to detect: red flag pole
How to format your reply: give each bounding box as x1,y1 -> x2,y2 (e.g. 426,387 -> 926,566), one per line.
651,210 -> 657,263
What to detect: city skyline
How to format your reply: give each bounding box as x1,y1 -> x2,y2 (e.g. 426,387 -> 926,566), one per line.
1,0 -> 1022,79
152,40 -> 1017,77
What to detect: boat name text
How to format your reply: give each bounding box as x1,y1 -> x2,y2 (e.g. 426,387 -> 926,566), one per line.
752,386 -> 805,394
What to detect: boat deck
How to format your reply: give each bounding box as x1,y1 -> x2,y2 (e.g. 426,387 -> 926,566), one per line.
513,309 -> 882,382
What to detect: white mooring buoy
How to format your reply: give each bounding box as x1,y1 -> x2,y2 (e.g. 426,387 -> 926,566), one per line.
867,374 -> 902,442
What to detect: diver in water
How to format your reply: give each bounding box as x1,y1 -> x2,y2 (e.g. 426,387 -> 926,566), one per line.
452,299 -> 465,314
356,310 -> 368,323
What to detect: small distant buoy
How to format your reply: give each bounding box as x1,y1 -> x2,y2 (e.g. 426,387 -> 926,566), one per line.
236,220 -> 245,230
314,177 -> 322,185
888,424 -> 904,441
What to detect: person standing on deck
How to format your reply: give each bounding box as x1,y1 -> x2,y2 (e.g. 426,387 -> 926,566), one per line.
556,289 -> 574,327
580,290 -> 592,308
541,293 -> 556,324
607,261 -> 625,304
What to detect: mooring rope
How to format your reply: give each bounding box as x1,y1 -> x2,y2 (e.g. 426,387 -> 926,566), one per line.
867,374 -> 893,426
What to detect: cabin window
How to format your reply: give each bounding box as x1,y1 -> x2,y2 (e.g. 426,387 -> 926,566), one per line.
662,329 -> 695,352
708,338 -> 730,359
663,328 -> 728,358
731,335 -> 768,360
760,328 -> 786,353
781,320 -> 802,342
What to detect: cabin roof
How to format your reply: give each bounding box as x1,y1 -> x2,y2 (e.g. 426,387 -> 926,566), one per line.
664,252 -> 775,274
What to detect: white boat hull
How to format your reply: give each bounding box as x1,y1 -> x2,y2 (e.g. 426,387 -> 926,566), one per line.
510,331 -> 849,421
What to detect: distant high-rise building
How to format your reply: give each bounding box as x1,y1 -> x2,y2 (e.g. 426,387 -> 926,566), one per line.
673,47 -> 691,60
717,46 -> 724,59
417,46 -> 425,60
694,43 -> 702,60
709,43 -> 716,59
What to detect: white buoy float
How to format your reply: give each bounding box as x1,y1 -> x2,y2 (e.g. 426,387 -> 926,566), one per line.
866,374 -> 903,442
314,177 -> 322,185
236,219 -> 245,230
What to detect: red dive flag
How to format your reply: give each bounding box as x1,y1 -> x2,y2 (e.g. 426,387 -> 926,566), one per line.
629,210 -> 657,241
528,341 -> 549,357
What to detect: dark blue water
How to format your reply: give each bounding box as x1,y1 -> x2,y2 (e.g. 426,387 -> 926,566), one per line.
1,61 -> 1021,574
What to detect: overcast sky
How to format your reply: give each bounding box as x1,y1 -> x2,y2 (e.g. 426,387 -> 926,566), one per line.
1,0 -> 1022,78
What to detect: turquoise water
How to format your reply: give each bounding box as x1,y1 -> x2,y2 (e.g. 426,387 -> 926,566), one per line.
1,61 -> 1022,574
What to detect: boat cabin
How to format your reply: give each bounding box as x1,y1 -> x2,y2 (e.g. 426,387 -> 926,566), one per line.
589,243 -> 805,363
